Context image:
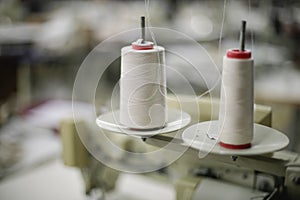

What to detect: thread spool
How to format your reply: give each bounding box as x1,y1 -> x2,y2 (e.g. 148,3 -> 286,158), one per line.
218,20 -> 253,149
119,42 -> 167,129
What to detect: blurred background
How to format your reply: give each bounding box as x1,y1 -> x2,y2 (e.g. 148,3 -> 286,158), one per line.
0,0 -> 300,199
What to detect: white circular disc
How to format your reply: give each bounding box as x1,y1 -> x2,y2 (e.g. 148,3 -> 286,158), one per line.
96,108 -> 191,137
182,120 -> 289,155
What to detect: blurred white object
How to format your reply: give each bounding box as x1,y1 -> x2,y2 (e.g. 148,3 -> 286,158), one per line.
0,23 -> 40,44
0,159 -> 86,200
255,65 -> 300,104
174,2 -> 221,41
0,117 -> 61,178
0,159 -> 175,200
193,178 -> 267,200
23,100 -> 93,130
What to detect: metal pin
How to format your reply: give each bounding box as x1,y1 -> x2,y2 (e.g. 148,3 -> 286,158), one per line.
141,16 -> 145,43
240,20 -> 246,51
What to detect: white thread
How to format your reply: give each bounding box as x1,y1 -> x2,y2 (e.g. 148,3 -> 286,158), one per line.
120,46 -> 167,129
144,0 -> 157,47
194,0 -> 227,100
219,55 -> 254,145
197,0 -> 227,99
218,0 -> 227,59
144,0 -> 166,97
248,0 -> 254,52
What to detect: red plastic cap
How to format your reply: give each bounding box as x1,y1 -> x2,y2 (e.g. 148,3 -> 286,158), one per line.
219,141 -> 251,149
227,48 -> 251,59
132,41 -> 154,50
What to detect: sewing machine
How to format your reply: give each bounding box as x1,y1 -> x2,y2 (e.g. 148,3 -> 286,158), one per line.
60,95 -> 300,200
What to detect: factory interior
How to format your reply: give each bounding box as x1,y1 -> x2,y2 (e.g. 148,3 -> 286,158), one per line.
1,0 -> 300,199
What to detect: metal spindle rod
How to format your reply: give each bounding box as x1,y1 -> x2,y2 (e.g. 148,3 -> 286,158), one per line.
141,16 -> 145,43
240,20 -> 246,51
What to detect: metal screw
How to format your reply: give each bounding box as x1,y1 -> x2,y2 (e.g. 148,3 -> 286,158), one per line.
231,155 -> 238,161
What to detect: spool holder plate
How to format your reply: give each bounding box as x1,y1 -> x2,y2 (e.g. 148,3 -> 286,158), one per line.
182,120 -> 289,156
96,108 -> 191,137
